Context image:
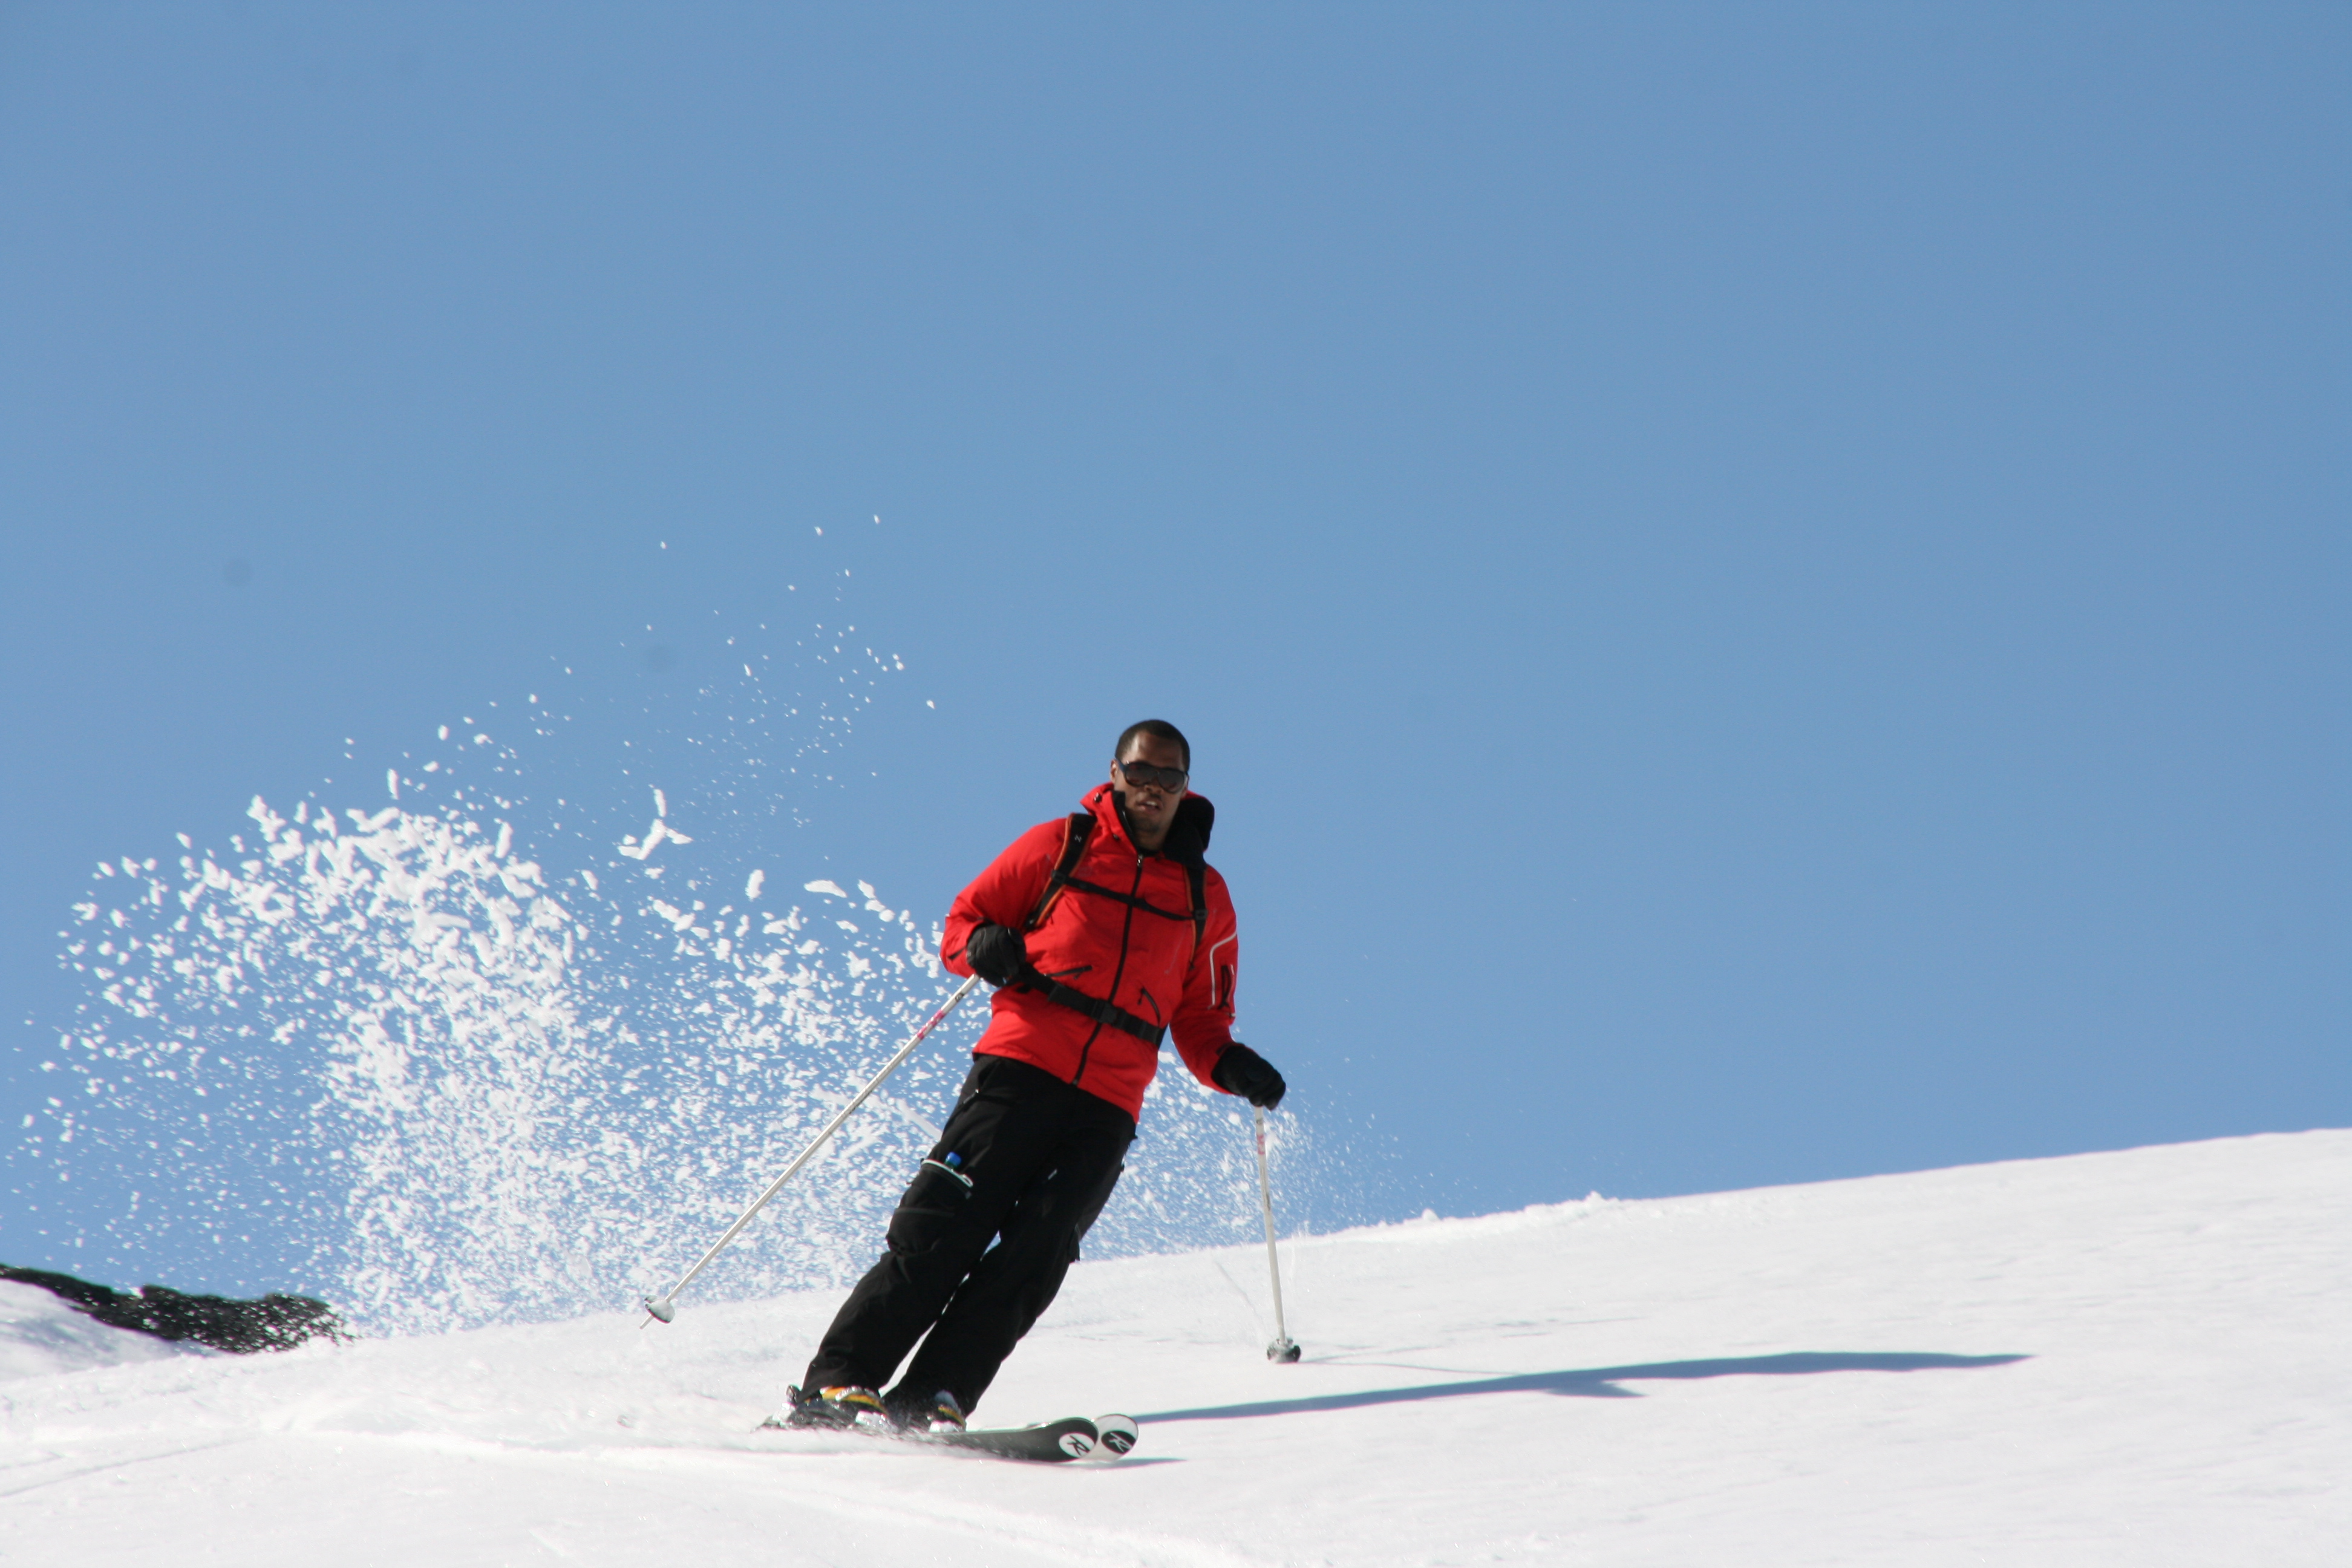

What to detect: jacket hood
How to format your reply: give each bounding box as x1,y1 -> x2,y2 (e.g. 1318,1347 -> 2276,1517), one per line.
1084,781 -> 1214,862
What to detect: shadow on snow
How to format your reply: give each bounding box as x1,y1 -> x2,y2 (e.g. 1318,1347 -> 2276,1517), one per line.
1136,1351 -> 2030,1422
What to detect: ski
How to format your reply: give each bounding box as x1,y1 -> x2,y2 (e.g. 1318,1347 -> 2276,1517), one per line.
931,1415 -> 1100,1462
759,1411 -> 1121,1463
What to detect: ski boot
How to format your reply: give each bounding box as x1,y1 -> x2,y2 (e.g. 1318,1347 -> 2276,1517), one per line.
781,1384 -> 886,1429
884,1386 -> 967,1434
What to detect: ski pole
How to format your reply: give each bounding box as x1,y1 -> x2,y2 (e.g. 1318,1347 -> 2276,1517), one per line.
642,972 -> 983,1325
1253,1104 -> 1301,1362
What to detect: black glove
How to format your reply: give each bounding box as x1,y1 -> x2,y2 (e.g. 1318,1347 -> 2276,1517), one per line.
1212,1044 -> 1287,1111
963,923 -> 1029,987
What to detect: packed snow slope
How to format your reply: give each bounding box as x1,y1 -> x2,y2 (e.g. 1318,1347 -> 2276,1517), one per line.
5,1129 -> 2344,1566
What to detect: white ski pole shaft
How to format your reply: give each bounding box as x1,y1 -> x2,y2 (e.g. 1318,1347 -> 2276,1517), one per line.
642,973 -> 982,1325
1253,1105 -> 1301,1362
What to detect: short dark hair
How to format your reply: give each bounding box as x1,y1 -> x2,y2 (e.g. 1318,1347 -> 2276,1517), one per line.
1114,719 -> 1190,771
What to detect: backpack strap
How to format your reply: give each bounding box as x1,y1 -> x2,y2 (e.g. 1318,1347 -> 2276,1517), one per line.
1025,811 -> 1200,937
1005,808 -> 1204,1049
1007,808 -> 1212,1047
1022,813 -> 1096,933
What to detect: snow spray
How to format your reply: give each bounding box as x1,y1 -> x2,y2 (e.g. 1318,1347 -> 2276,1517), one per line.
11,610 -> 1349,1334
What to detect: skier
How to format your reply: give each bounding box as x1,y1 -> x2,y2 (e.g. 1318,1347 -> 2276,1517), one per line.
785,719 -> 1287,1433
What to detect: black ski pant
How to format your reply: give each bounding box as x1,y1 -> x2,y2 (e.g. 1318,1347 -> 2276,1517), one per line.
800,1053 -> 1135,1417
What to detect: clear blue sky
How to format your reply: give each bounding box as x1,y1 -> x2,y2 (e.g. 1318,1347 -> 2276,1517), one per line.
4,4 -> 2345,1284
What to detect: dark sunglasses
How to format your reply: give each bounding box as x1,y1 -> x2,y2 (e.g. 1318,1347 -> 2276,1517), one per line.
1116,759 -> 1189,792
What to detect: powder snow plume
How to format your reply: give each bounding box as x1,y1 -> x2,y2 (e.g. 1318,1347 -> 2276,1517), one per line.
8,613 -> 1333,1335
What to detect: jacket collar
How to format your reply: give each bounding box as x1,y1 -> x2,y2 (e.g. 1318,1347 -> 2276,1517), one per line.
1083,781 -> 1214,863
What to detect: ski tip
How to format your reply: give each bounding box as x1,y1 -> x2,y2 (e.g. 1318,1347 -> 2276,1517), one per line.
1091,1413 -> 1139,1458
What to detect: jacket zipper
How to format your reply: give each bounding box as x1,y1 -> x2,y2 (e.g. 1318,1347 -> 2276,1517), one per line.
1071,850 -> 1146,1088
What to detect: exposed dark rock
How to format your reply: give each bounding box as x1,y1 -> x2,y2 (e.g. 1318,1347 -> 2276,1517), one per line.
1,1263 -> 348,1353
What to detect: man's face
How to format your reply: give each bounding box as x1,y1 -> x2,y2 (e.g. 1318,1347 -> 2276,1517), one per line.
1111,731 -> 1189,851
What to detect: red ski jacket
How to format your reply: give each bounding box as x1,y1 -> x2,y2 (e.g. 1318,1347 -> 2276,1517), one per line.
942,782 -> 1241,1120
